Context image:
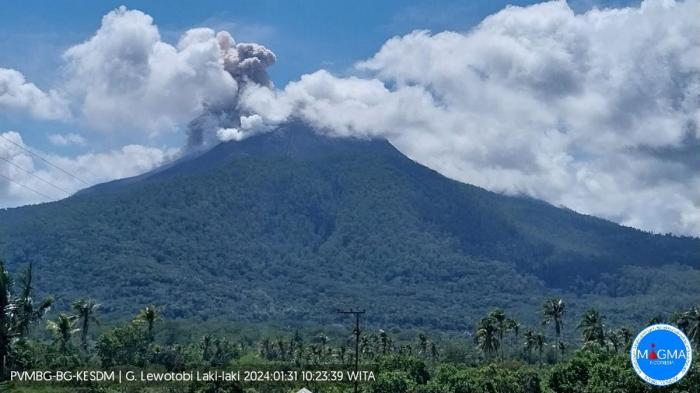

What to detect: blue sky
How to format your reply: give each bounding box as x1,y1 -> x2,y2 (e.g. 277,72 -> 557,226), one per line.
0,0 -> 637,152
4,0 -> 698,238
0,0 -> 638,85
1,0 -> 531,152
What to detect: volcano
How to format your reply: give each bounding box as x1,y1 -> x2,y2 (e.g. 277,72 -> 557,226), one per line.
0,122 -> 697,329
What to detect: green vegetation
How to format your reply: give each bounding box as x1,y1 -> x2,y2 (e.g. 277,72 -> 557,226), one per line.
0,126 -> 698,392
1,263 -> 699,393
0,126 -> 697,331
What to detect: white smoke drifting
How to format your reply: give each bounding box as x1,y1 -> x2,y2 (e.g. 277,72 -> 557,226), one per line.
1,6 -> 277,208
1,1 -> 698,237
62,6 -> 276,144
185,32 -> 276,148
239,0 -> 700,236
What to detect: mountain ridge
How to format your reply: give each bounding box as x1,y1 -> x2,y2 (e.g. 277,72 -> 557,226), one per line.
0,122 -> 697,329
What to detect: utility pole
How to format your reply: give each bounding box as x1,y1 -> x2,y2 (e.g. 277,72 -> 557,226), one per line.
337,309 -> 365,393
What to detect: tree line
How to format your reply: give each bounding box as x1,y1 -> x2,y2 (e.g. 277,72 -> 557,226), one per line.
472,298 -> 699,365
2,261 -> 699,393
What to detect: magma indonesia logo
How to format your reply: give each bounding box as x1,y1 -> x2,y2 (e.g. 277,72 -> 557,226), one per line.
631,324 -> 693,386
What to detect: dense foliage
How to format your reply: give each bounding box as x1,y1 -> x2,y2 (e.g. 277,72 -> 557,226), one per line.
1,264 -> 699,393
0,125 -> 698,331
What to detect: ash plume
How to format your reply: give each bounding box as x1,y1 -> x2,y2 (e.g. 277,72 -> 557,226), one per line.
185,31 -> 276,150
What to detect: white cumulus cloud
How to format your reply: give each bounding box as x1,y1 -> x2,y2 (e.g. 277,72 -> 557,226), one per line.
241,0 -> 700,236
0,68 -> 70,120
0,131 -> 175,208
2,1 -> 697,236
61,6 -> 276,139
48,133 -> 86,147
62,7 -> 238,135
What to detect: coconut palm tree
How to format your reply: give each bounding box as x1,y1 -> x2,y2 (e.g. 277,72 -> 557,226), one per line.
618,327 -> 632,349
506,318 -> 520,359
430,342 -> 439,361
311,344 -> 321,364
523,329 -> 535,363
558,341 -> 567,358
260,338 -> 272,359
46,314 -> 79,353
136,305 -> 159,341
290,330 -> 302,361
534,332 -> 546,366
488,309 -> 508,361
360,334 -> 371,359
295,342 -> 305,366
475,316 -> 499,361
379,330 -> 389,355
418,333 -> 428,357
317,334 -> 329,363
201,335 -> 214,362
0,261 -> 14,377
0,262 -> 53,377
339,344 -> 347,364
578,309 -> 606,347
15,264 -> 53,337
608,328 -> 630,353
608,328 -> 631,353
510,319 -> 521,344
276,338 -> 287,361
542,298 -> 565,361
71,298 -> 100,351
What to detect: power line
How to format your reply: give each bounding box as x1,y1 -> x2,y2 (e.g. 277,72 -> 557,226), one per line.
0,172 -> 56,202
0,134 -> 89,185
0,155 -> 73,196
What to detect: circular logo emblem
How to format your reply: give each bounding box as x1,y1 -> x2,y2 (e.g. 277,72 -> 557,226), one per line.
631,324 -> 693,386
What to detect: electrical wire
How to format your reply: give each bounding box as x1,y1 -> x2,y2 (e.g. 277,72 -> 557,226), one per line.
0,134 -> 89,185
0,155 -> 72,196
0,172 -> 56,201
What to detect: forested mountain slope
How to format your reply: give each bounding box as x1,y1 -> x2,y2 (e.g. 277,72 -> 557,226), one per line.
0,122 -> 697,330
